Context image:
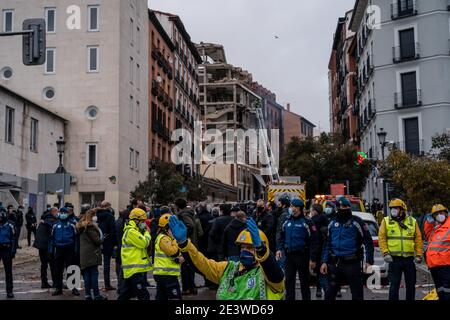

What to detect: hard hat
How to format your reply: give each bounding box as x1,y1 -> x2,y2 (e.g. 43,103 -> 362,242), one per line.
389,199 -> 407,211
431,204 -> 448,215
235,229 -> 269,247
129,208 -> 147,221
158,213 -> 172,228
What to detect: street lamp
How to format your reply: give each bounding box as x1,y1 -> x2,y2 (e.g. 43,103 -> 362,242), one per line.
55,136 -> 66,174
377,128 -> 388,160
377,128 -> 388,216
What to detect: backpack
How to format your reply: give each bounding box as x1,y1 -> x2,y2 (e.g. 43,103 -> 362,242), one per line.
53,221 -> 76,247
0,223 -> 13,246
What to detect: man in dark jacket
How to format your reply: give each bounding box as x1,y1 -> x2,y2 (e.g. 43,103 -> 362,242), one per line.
209,203 -> 234,261
96,200 -> 117,291
25,207 -> 37,246
222,210 -> 247,261
15,206 -> 24,249
34,207 -> 58,288
255,200 -> 276,253
275,197 -> 291,269
0,206 -> 16,298
310,204 -> 330,298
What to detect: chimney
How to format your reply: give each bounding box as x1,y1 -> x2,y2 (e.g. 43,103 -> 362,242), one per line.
286,103 -> 291,112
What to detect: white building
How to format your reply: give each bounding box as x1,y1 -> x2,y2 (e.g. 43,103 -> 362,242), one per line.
0,0 -> 149,211
0,84 -> 66,214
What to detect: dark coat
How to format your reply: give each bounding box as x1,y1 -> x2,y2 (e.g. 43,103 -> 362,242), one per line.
222,218 -> 247,258
256,210 -> 276,252
16,209 -> 24,227
33,213 -> 57,250
25,211 -> 37,229
96,208 -> 116,255
177,208 -> 203,247
197,209 -> 214,252
276,207 -> 290,250
116,209 -> 130,248
77,221 -> 103,270
209,215 -> 234,257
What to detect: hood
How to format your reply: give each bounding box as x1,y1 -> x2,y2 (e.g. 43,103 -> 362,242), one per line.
228,218 -> 246,230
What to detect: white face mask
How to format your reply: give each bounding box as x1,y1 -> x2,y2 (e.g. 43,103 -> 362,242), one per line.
436,214 -> 447,223
92,216 -> 98,223
390,208 -> 399,218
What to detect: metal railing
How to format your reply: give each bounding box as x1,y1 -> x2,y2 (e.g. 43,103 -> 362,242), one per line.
394,89 -> 422,108
393,43 -> 420,63
391,0 -> 417,20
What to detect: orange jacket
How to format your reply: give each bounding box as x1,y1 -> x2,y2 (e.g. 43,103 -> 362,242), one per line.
424,217 -> 450,268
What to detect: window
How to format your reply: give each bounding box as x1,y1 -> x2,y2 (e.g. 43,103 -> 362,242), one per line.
80,192 -> 105,207
404,117 -> 420,156
401,71 -> 418,107
5,107 -> 14,144
3,10 -> 13,32
30,118 -> 38,152
45,8 -> 56,33
87,46 -> 99,72
86,143 -> 98,170
130,18 -> 134,46
129,57 -> 134,84
135,151 -> 139,171
88,5 -> 99,31
136,63 -> 140,90
136,101 -> 140,127
129,148 -> 134,169
45,48 -> 55,74
129,96 -> 134,123
399,28 -> 415,60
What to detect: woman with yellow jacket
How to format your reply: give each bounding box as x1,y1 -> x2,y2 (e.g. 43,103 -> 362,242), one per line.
168,215 -> 285,300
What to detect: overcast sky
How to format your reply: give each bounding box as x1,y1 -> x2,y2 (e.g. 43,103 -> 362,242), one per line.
148,0 -> 355,132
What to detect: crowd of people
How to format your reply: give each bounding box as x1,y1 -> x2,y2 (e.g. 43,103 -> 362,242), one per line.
0,196 -> 448,301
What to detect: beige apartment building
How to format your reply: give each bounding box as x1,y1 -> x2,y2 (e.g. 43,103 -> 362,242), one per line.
0,0 -> 149,211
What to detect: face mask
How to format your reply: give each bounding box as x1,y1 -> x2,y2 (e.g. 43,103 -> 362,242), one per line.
390,209 -> 399,218
59,213 -> 68,220
436,214 -> 447,223
324,207 -> 334,216
240,250 -> 256,268
138,222 -> 147,231
288,207 -> 293,216
92,216 -> 98,223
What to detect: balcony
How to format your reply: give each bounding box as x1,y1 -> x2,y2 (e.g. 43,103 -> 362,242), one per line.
367,99 -> 376,119
395,139 -> 425,156
391,0 -> 417,20
394,89 -> 422,108
393,43 -> 420,63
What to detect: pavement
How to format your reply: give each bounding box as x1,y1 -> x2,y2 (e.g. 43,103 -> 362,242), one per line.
0,240 -> 436,300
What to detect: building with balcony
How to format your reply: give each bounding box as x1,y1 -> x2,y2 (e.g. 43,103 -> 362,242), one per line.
348,0 -> 450,202
0,0 -> 149,211
149,10 -> 175,164
153,11 -> 202,177
196,43 -> 267,201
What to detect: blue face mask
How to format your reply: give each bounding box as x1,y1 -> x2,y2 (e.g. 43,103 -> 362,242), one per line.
59,213 -> 68,220
288,207 -> 293,216
240,250 -> 256,268
324,207 -> 334,216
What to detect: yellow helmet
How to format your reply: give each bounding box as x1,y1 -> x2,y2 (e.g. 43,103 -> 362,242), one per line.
129,208 -> 147,221
431,204 -> 448,215
389,199 -> 407,211
158,213 -> 172,228
235,229 -> 269,247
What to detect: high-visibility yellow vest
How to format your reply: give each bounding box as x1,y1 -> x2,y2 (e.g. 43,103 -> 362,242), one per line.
153,233 -> 181,277
384,216 -> 416,257
121,220 -> 153,279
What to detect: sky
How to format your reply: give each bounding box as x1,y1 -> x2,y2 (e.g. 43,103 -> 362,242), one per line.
148,0 -> 356,132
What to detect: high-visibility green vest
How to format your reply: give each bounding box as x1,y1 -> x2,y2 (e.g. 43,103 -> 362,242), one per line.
121,221 -> 153,279
153,233 -> 181,277
385,216 -> 416,257
216,261 -> 284,300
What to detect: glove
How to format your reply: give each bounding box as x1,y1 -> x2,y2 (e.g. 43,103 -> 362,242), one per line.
415,256 -> 422,264
425,214 -> 435,224
168,215 -> 187,243
246,218 -> 262,248
383,254 -> 393,263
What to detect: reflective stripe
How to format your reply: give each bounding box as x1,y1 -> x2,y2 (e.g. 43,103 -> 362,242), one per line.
437,287 -> 450,293
154,253 -> 168,258
122,263 -> 152,269
153,267 -> 180,273
389,251 -> 415,256
429,247 -> 450,252
387,236 -> 415,240
430,241 -> 450,246
121,244 -> 134,248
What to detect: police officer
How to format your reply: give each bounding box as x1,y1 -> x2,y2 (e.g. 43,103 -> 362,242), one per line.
277,199 -> 318,300
50,207 -> 78,296
378,199 -> 423,300
153,213 -> 184,300
0,207 -> 16,298
320,197 -> 374,301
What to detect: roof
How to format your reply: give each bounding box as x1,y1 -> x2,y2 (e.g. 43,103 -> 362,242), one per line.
149,10 -> 175,51
153,12 -> 202,64
349,0 -> 369,32
0,85 -> 67,122
301,117 -> 316,128
332,17 -> 347,50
